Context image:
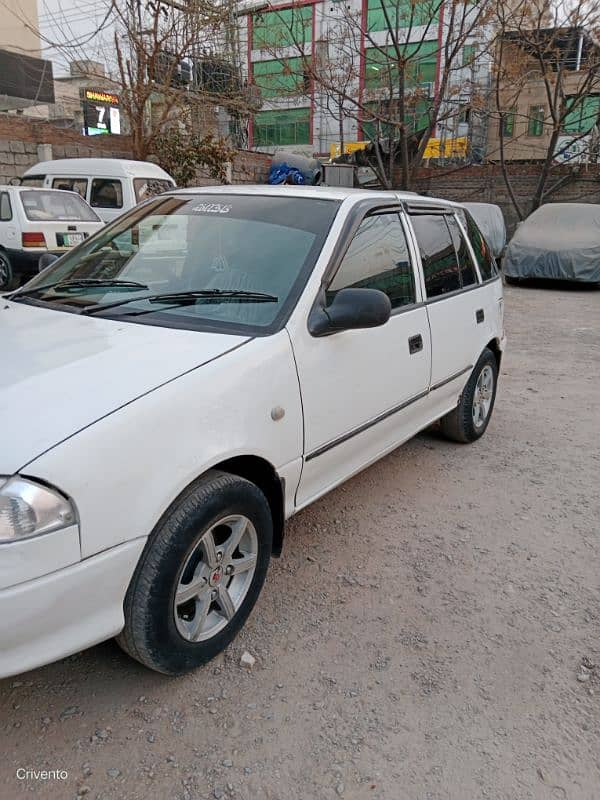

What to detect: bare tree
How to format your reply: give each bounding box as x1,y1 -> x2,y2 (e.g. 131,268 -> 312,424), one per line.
113,0 -> 251,160
252,0 -> 495,188
491,0 -> 600,219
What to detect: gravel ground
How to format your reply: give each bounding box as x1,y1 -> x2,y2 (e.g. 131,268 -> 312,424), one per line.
1,282 -> 599,800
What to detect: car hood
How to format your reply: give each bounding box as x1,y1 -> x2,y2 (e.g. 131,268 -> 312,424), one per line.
0,300 -> 249,473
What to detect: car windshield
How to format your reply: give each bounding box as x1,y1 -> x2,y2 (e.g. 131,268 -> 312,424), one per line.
19,190 -> 100,222
14,193 -> 339,333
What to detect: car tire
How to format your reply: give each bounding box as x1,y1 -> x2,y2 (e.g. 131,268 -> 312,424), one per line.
117,470 -> 273,675
0,251 -> 12,291
440,348 -> 498,444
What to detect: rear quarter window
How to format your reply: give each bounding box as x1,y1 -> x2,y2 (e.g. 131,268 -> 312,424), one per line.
464,212 -> 497,281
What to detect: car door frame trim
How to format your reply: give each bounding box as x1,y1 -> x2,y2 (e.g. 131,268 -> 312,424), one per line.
305,363 -> 473,461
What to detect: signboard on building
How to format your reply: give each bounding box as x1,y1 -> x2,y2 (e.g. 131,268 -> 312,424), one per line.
423,137 -> 468,159
0,49 -> 54,109
330,141 -> 369,160
553,135 -> 591,164
83,89 -> 120,136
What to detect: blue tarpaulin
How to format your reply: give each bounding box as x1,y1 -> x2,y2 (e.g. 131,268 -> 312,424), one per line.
268,163 -> 306,185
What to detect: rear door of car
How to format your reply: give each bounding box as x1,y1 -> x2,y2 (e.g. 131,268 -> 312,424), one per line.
406,204 -> 491,405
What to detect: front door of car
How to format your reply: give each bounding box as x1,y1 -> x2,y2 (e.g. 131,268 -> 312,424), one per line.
290,209 -> 431,508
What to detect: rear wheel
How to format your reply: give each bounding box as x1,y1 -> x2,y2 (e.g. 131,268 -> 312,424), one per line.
117,470 -> 273,675
0,251 -> 12,291
440,348 -> 498,443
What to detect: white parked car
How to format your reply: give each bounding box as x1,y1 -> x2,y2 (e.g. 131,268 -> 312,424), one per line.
21,158 -> 176,223
0,185 -> 103,289
0,187 -> 505,678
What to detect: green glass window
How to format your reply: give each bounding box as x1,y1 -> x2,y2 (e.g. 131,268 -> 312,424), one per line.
501,109 -> 515,138
462,44 -> 477,66
563,95 -> 600,134
362,97 -> 433,140
528,105 -> 545,137
364,41 -> 437,90
253,58 -> 310,99
252,7 -> 312,50
253,108 -> 311,146
366,0 -> 440,32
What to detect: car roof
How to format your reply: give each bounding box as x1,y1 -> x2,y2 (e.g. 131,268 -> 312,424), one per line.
171,184 -> 463,208
0,185 -> 82,196
22,159 -> 174,180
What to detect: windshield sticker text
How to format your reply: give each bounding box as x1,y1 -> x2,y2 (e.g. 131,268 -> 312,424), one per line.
191,203 -> 231,214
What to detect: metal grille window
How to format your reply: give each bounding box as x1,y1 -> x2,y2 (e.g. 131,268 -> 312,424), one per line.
528,105 -> 545,137
253,108 -> 310,147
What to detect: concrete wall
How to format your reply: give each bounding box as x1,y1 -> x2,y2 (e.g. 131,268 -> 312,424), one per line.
0,116 -> 271,187
413,164 -> 600,234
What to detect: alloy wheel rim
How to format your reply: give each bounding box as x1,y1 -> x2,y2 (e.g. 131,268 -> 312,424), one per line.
472,364 -> 494,429
174,514 -> 258,642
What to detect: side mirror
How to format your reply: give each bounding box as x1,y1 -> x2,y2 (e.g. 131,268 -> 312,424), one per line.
38,253 -> 59,272
309,287 -> 391,337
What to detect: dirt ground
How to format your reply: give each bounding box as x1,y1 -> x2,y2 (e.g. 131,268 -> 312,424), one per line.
1,282 -> 599,800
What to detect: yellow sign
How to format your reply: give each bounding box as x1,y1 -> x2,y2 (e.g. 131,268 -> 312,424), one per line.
423,136 -> 468,159
85,89 -> 119,105
330,141 -> 369,159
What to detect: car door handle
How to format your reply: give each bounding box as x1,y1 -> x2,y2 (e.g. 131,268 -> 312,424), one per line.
476,309 -> 484,324
408,334 -> 423,354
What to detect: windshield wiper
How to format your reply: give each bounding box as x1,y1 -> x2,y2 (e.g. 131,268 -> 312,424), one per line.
10,278 -> 149,299
81,289 -> 279,315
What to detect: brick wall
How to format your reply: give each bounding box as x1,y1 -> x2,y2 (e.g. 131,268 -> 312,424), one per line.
0,116 -> 132,183
412,164 -> 600,235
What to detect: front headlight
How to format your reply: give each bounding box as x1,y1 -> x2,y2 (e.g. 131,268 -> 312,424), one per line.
0,476 -> 76,543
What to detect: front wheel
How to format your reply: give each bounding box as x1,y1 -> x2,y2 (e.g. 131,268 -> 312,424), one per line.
117,471 -> 273,675
440,349 -> 498,443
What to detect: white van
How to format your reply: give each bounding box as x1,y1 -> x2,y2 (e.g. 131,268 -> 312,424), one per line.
21,158 -> 176,223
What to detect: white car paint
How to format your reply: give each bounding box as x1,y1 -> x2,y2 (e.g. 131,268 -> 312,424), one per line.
0,186 -> 505,678
0,185 -> 103,283
21,158 -> 176,223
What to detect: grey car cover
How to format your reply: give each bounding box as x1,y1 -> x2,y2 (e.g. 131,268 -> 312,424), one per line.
503,203 -> 600,282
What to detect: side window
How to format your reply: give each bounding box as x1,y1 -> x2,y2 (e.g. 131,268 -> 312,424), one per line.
90,179 -> 123,209
0,192 -> 12,221
327,213 -> 415,310
52,178 -> 88,198
410,214 -> 461,298
446,215 -> 478,287
465,212 -> 497,281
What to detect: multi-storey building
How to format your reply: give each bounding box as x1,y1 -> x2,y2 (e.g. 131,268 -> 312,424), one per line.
238,0 -> 492,157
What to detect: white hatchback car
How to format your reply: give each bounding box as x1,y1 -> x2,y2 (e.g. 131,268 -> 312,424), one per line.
0,187 -> 504,677
0,185 -> 103,289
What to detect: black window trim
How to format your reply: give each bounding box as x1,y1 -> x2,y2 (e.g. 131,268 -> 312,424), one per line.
90,177 -> 124,210
308,199 -> 422,336
0,190 -> 12,221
